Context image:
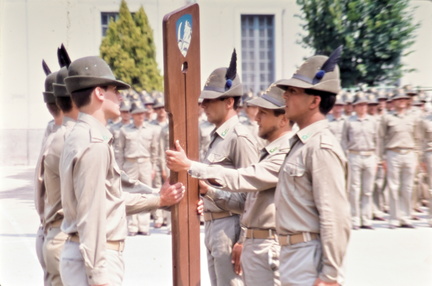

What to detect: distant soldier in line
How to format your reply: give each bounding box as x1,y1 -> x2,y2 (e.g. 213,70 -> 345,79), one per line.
327,94 -> 345,143
343,91 -> 354,117
342,92 -> 379,230
43,61 -> 79,285
369,92 -> 388,221
275,47 -> 351,285
35,66 -> 62,285
109,99 -> 132,164
167,81 -> 294,286
150,96 -> 170,229
118,100 -> 161,235
379,91 -> 421,229
419,112 -> 432,227
169,49 -> 259,286
59,56 -> 184,285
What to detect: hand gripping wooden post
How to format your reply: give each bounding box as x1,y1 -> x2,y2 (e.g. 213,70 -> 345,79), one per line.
163,4 -> 201,286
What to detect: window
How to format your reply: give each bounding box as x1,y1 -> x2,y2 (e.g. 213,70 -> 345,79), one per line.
101,12 -> 119,36
241,15 -> 275,95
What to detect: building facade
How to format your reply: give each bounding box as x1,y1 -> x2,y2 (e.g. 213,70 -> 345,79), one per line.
0,0 -> 431,165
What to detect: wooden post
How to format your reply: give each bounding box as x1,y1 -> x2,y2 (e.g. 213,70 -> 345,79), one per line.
163,4 -> 201,286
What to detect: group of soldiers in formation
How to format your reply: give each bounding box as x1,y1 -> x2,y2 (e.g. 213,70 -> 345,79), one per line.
33,44 -> 430,286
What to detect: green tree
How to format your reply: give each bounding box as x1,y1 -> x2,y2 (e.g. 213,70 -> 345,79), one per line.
100,0 -> 163,92
296,0 -> 418,87
133,6 -> 163,91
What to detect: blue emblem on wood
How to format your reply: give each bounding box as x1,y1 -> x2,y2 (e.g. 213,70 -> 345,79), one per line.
176,14 -> 192,57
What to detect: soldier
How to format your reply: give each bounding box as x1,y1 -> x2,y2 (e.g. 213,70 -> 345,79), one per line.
118,100 -> 161,236
379,91 -> 420,229
420,112 -> 432,226
343,91 -> 354,117
327,93 -> 345,143
275,46 -> 351,285
168,50 -> 259,286
167,81 -> 294,285
59,56 -> 184,285
150,96 -> 170,229
43,63 -> 79,285
109,99 -> 131,164
342,92 -> 379,230
35,65 -> 62,286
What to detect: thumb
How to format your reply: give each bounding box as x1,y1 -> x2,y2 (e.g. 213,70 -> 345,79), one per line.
175,140 -> 185,153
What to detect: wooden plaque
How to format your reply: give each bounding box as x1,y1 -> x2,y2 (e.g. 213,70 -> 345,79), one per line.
163,3 -> 201,286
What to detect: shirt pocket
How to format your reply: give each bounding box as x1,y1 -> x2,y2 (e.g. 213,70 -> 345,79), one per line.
206,152 -> 228,165
282,161 -> 313,203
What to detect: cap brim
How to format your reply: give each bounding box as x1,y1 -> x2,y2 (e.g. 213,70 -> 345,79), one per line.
65,76 -> 130,93
276,78 -> 313,90
247,97 -> 284,110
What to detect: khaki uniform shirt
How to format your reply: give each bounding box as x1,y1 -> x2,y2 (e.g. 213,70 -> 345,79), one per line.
34,120 -> 62,222
43,117 -> 76,226
275,119 -> 351,283
189,132 -> 292,230
200,116 -> 259,214
419,114 -> 432,159
341,114 -> 378,154
199,119 -> 215,161
117,122 -> 160,169
60,112 -> 161,285
327,115 -> 345,143
109,120 -> 129,164
379,112 -> 421,160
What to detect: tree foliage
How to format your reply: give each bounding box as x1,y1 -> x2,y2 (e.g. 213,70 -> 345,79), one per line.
100,0 -> 163,92
296,0 -> 419,87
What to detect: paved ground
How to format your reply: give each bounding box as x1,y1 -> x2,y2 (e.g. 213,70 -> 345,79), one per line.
1,166 -> 432,286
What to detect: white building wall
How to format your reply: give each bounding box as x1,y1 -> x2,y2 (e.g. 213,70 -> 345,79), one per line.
0,0 -> 431,165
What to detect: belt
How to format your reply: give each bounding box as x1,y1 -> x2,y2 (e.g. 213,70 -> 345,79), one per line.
245,228 -> 277,240
68,234 -> 125,252
278,232 -> 319,246
125,157 -> 150,163
203,211 -> 235,222
349,150 -> 375,156
387,148 -> 413,154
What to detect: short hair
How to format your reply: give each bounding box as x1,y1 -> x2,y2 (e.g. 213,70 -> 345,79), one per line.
304,89 -> 336,115
71,86 -> 108,108
219,96 -> 241,110
55,96 -> 73,113
272,108 -> 286,117
46,102 -> 61,117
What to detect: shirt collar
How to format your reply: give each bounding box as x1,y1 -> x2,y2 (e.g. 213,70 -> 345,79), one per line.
213,115 -> 239,139
296,119 -> 328,144
78,112 -> 113,143
263,131 -> 294,155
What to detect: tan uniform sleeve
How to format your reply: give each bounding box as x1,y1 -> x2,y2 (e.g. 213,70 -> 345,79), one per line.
189,152 -> 283,192
73,143 -> 111,285
310,146 -> 351,283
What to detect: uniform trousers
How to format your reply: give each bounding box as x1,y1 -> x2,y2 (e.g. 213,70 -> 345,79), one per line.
348,153 -> 376,227
279,240 -> 323,286
151,169 -> 166,227
425,152 -> 432,225
123,158 -> 151,234
36,225 -> 49,285
241,238 -> 280,286
372,164 -> 388,217
43,226 -> 68,286
60,240 -> 124,286
386,150 -> 416,226
205,215 -> 243,286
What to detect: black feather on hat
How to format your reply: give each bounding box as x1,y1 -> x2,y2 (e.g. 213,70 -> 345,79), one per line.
313,45 -> 343,84
225,49 -> 237,90
57,44 -> 71,68
42,60 -> 51,76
